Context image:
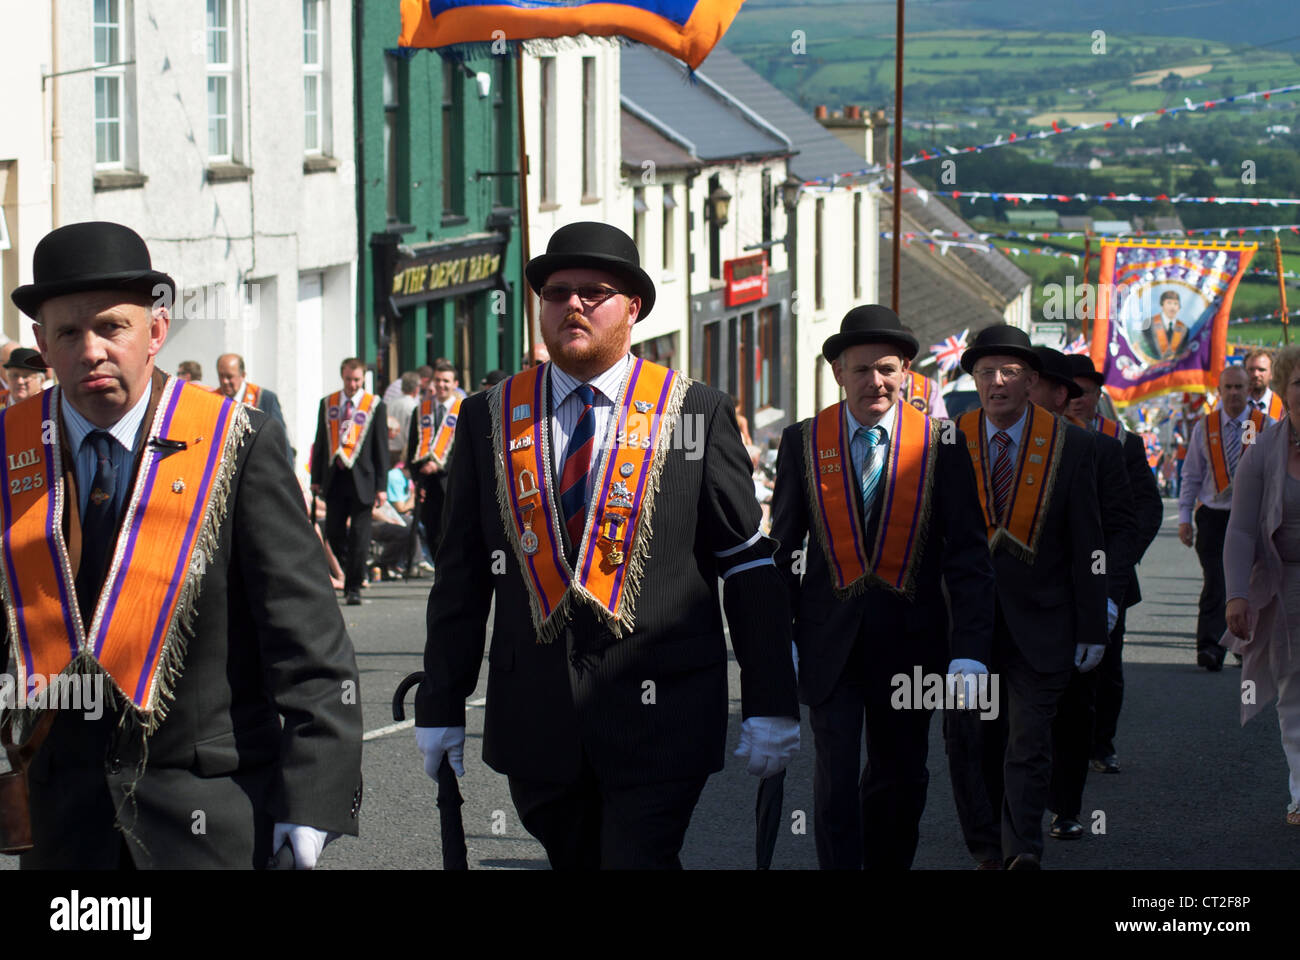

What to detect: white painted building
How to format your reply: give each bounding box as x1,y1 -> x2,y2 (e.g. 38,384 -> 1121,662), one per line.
40,0 -> 358,465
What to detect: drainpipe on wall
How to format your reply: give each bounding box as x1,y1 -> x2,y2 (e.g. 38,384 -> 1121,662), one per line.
50,0 -> 60,227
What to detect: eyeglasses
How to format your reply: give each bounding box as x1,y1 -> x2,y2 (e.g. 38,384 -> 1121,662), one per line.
972,366 -> 1028,383
538,283 -> 623,306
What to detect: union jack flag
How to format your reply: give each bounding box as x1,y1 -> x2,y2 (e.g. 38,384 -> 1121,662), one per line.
1063,334 -> 1090,355
929,328 -> 968,373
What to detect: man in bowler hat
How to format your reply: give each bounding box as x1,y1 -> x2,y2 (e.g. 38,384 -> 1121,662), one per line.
944,324 -> 1106,868
770,305 -> 995,868
2,221 -> 361,868
4,348 -> 49,405
413,221 -> 799,868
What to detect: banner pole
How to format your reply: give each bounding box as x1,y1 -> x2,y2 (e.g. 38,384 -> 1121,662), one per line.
890,0 -> 904,313
1275,232 -> 1290,346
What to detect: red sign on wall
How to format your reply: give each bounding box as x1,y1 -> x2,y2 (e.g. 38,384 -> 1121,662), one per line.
724,254 -> 768,307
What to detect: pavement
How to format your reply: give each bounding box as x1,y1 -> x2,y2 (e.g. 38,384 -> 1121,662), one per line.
4,499 -> 1295,870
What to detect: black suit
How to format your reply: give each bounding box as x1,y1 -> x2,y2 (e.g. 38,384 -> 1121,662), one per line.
770,410 -> 995,869
3,372 -> 362,868
415,370 -> 798,868
406,397 -> 451,566
945,406 -> 1106,864
248,384 -> 294,464
1092,430 -> 1164,761
311,393 -> 389,595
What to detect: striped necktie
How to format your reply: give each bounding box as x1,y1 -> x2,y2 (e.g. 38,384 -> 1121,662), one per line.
1226,418 -> 1241,477
857,425 -> 887,517
991,430 -> 1014,522
560,384 -> 597,546
76,430 -> 119,623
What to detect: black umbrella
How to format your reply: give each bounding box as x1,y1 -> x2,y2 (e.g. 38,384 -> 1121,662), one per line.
393,670 -> 468,870
755,770 -> 786,870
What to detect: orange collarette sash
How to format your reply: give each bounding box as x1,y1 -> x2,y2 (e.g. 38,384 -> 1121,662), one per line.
241,382 -> 262,409
803,401 -> 937,599
0,381 -> 249,727
326,391 -> 378,468
1152,320 -> 1186,357
490,358 -> 688,641
413,393 -> 463,467
1205,407 -> 1266,494
902,370 -> 936,413
1268,392 -> 1285,420
1096,415 -> 1123,440
957,403 -> 1065,562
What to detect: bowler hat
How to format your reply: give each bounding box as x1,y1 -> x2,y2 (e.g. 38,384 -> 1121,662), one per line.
1063,352 -> 1105,386
1032,347 -> 1083,400
3,348 -> 46,372
822,305 -> 919,362
524,221 -> 656,321
11,221 -> 175,320
960,324 -> 1042,374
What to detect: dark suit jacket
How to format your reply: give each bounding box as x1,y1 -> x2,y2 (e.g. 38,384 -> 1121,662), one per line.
1120,429 -> 1163,608
311,393 -> 389,505
3,371 -> 362,869
980,411 -> 1107,673
770,414 -> 996,707
414,373 -> 799,787
251,385 -> 293,464
1091,430 -> 1139,608
406,399 -> 451,498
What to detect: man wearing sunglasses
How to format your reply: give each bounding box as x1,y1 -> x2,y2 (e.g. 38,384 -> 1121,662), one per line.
413,221 -> 799,869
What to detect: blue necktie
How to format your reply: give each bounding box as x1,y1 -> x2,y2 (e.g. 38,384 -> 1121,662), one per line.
560,384 -> 597,546
857,425 -> 887,517
76,430 -> 119,623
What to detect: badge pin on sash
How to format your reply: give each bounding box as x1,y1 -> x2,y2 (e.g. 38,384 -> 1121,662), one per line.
600,514 -> 626,566
518,469 -> 541,555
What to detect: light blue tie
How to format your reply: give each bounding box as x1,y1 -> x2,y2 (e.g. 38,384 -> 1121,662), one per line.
1226,419 -> 1241,477
857,425 -> 887,515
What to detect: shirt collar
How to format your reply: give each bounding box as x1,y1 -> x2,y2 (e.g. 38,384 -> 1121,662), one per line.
985,403 -> 1030,448
845,399 -> 898,442
62,380 -> 153,454
550,354 -> 632,408
1224,403 -> 1251,425
234,382 -> 247,404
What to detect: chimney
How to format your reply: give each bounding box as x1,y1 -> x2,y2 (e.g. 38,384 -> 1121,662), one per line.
814,105 -> 828,119
870,109 -> 889,167
845,105 -> 861,120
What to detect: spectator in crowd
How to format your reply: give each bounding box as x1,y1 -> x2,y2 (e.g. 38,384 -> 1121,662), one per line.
370,463 -> 418,580
417,364 -> 435,399
480,369 -> 508,391
4,347 -> 48,405
1223,343 -> 1300,826
388,372 -> 420,464
176,360 -> 202,382
734,396 -> 754,447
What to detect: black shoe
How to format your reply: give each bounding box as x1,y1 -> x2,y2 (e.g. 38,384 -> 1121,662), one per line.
345,591 -> 362,606
1090,754 -> 1121,774
1006,852 -> 1041,870
1050,816 -> 1084,840
1197,648 -> 1225,672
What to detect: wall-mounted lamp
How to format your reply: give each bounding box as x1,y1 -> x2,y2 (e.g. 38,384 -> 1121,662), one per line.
708,184 -> 732,229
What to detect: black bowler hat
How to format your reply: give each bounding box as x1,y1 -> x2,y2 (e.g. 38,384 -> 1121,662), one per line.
524,221 -> 656,321
821,304 -> 919,362
1063,352 -> 1105,386
11,221 -> 175,320
481,369 -> 508,388
960,323 -> 1042,374
1032,346 -> 1084,400
3,348 -> 47,372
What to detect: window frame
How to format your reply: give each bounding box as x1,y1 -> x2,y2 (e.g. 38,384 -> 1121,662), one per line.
206,0 -> 236,163
302,0 -> 329,156
92,0 -> 126,169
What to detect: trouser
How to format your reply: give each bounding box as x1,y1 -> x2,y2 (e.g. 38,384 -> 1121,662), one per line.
420,477 -> 446,565
809,630 -> 937,870
1092,606 -> 1127,760
1194,506 -> 1230,654
1049,666 -> 1098,821
946,606 -> 1072,864
507,753 -> 708,870
325,475 -> 373,594
1278,670 -> 1300,809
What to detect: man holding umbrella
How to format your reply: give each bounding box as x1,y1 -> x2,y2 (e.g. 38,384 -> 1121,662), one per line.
412,222 -> 799,869
769,305 -> 995,869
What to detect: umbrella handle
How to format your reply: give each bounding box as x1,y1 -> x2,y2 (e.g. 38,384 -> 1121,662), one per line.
392,670 -> 426,722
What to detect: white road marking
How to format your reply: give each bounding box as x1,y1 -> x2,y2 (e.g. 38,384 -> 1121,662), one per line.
362,697 -> 488,741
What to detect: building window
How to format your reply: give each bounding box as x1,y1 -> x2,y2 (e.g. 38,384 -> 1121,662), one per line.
632,188 -> 646,255
708,175 -> 722,282
581,56 -> 597,198
701,321 -> 720,387
756,306 -> 779,410
441,59 -> 464,216
539,57 -> 555,203
206,0 -> 236,161
662,186 -> 675,272
631,333 -> 678,367
761,168 -> 772,246
383,54 -> 400,222
303,0 -> 328,155
93,0 -> 125,167
814,197 -> 825,311
853,191 -> 862,299
493,56 -> 512,207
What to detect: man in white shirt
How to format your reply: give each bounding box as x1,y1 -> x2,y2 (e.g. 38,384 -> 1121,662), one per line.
1244,349 -> 1283,419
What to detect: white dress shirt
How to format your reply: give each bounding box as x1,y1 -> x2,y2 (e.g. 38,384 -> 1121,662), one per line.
62,387 -> 152,519
1248,388 -> 1276,415
845,400 -> 899,482
1179,405 -> 1254,522
983,403 -> 1030,476
548,354 -> 632,492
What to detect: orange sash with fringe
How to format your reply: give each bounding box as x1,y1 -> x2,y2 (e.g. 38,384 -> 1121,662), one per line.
413,393 -> 463,467
1096,415 -> 1123,440
325,391 -> 378,468
493,359 -> 686,641
0,381 -> 247,723
804,402 -> 936,598
957,404 -> 1064,561
902,370 -> 937,413
241,382 -> 262,409
1205,407 -> 1265,493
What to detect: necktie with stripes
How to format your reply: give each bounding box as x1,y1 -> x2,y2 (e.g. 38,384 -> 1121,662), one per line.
1226,418 -> 1241,476
560,384 -> 597,546
857,425 -> 887,517
76,430 -> 119,623
991,430 -> 1014,522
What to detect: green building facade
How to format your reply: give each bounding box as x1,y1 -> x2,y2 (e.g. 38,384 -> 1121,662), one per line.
354,5 -> 523,390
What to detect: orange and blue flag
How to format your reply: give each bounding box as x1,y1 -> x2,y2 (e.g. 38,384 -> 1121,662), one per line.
398,0 -> 743,69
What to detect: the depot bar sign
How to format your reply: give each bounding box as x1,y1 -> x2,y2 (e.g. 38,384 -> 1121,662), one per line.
724,254 -> 768,307
389,232 -> 506,307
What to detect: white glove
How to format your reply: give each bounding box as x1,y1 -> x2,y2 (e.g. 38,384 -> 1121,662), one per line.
734,716 -> 800,778
945,658 -> 989,709
1106,598 -> 1119,634
416,725 -> 466,779
1075,643 -> 1106,673
271,822 -> 332,870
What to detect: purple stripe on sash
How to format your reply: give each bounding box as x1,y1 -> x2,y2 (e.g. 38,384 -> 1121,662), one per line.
1026,411 -> 1056,531
896,417 -> 930,588
0,406 -> 35,678
810,411 -> 845,588
534,368 -> 567,589
138,393 -> 233,702
836,406 -> 865,567
607,361 -> 660,604
42,391 -> 78,652
876,412 -> 904,561
503,375 -> 552,617
580,357 -> 644,586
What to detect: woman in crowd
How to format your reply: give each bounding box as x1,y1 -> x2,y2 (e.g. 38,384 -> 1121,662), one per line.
1224,344 -> 1300,825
